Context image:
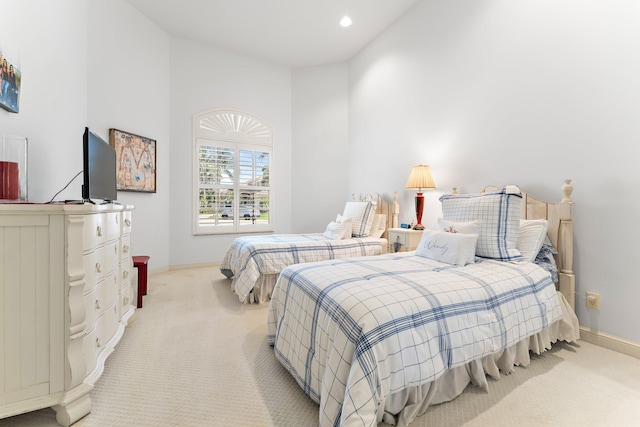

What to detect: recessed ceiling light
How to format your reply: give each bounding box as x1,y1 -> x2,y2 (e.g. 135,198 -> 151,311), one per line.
340,16 -> 352,27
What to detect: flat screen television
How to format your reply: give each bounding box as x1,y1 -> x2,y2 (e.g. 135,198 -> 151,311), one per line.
82,127 -> 117,203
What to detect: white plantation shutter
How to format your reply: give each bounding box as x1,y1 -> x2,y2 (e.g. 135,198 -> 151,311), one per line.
193,110 -> 273,235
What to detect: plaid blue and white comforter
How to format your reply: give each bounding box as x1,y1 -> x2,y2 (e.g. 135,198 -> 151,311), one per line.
267,252 -> 563,427
220,234 -> 387,302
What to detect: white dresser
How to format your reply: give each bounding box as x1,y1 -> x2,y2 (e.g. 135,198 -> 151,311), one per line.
0,203 -> 135,426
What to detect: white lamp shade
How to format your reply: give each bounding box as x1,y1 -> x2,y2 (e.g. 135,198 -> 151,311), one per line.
405,165 -> 436,191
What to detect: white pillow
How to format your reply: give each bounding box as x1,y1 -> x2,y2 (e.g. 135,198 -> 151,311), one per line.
336,214 -> 353,239
517,219 -> 549,262
369,214 -> 387,239
415,230 -> 479,266
342,201 -> 375,237
323,221 -> 350,240
439,187 -> 523,261
438,218 -> 482,235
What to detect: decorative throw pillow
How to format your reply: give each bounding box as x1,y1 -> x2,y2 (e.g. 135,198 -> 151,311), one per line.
335,214 -> 353,239
439,186 -> 523,261
437,218 -> 482,235
517,219 -> 549,262
323,221 -> 350,240
534,236 -> 559,282
369,214 -> 387,239
342,201 -> 375,237
415,230 -> 479,266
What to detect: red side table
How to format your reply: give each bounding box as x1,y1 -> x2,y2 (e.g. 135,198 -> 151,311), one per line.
132,256 -> 150,308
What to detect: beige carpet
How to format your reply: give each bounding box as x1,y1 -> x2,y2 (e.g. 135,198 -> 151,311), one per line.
2,266 -> 640,427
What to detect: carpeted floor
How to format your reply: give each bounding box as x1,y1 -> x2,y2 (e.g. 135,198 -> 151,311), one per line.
2,266 -> 640,427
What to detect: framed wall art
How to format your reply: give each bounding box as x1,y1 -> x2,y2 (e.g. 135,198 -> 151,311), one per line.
0,50 -> 22,114
109,128 -> 156,193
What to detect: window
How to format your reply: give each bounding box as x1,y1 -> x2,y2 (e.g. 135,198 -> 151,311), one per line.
193,109 -> 273,235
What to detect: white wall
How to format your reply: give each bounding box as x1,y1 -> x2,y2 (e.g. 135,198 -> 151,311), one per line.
349,0 -> 640,344
0,0 -> 88,201
87,0 -> 171,268
168,37 -> 293,266
5,0 -> 638,347
292,64 -> 350,233
0,0 -> 171,268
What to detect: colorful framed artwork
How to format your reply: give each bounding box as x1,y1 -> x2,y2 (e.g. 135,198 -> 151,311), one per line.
109,128 -> 156,193
0,51 -> 22,114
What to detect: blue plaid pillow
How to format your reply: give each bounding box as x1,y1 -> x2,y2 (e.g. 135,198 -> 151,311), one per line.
342,201 -> 375,237
439,187 -> 523,261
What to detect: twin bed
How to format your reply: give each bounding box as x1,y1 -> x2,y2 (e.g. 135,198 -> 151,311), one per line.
262,183 -> 579,426
221,194 -> 396,303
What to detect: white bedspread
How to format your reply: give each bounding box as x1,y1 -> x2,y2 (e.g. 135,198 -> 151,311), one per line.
267,252 -> 568,427
220,233 -> 387,303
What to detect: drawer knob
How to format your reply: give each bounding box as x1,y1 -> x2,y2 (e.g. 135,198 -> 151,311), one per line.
96,263 -> 102,273
125,219 -> 131,227
123,270 -> 129,279
124,297 -> 129,305
96,225 -> 102,237
96,337 -> 101,348
123,244 -> 130,253
95,299 -> 101,310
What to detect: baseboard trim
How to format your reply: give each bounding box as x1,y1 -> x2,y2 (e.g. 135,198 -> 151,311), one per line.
579,326 -> 640,360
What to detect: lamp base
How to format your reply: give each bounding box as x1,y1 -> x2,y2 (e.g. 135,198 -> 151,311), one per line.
414,192 -> 425,232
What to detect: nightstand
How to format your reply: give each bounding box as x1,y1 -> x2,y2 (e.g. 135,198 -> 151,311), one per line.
388,228 -> 424,252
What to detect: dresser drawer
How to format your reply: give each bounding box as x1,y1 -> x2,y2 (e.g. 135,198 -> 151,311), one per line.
105,211 -> 121,242
120,258 -> 132,283
82,213 -> 106,251
83,245 -> 106,292
83,301 -> 118,376
120,234 -> 131,263
84,274 -> 118,330
121,210 -> 132,235
83,241 -> 118,292
106,240 -> 119,275
119,282 -> 133,320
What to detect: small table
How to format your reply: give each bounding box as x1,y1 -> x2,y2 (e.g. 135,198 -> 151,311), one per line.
388,228 -> 424,252
132,255 -> 150,308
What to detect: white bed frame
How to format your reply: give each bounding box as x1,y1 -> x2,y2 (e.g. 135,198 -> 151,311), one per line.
474,180 -> 575,310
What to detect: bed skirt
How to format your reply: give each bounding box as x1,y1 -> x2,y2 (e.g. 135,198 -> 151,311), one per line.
379,292 -> 580,426
233,274 -> 279,304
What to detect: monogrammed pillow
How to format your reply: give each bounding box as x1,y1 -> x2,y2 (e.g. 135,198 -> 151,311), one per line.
415,230 -> 479,266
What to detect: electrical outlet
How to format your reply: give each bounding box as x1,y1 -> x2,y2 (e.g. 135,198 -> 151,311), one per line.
586,292 -> 601,310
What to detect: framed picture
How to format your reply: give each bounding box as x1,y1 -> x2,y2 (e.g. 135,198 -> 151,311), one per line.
0,51 -> 22,114
109,128 -> 156,193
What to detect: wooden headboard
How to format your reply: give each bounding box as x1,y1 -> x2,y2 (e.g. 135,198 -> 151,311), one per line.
351,193 -> 399,241
476,180 -> 575,310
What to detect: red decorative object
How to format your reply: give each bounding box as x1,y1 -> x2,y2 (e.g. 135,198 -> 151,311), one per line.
414,192 -> 425,230
133,255 -> 150,308
0,161 -> 19,200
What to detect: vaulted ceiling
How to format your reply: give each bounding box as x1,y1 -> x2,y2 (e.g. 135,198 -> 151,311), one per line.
124,0 -> 420,67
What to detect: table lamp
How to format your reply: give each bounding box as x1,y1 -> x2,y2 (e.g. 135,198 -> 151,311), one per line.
405,164 -> 436,230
